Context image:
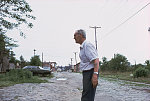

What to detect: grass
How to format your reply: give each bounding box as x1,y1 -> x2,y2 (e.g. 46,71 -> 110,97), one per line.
100,71 -> 150,85
0,69 -> 53,87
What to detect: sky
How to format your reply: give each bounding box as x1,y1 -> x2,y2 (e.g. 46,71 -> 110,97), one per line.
7,0 -> 150,66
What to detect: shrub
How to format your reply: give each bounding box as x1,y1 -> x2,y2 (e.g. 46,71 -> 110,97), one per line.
6,69 -> 33,82
133,67 -> 149,78
145,65 -> 150,71
0,69 -> 49,87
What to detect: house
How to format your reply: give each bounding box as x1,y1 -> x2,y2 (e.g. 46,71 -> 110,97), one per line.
42,61 -> 57,72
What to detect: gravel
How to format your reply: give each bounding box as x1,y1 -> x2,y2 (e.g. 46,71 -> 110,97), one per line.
0,72 -> 150,101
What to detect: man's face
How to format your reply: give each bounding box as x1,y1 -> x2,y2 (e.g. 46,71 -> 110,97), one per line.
74,33 -> 82,44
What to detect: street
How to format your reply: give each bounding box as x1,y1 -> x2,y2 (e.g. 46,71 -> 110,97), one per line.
0,72 -> 150,101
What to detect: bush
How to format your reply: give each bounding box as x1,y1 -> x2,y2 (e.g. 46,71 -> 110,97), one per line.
146,65 -> 150,71
0,69 -> 49,87
6,69 -> 33,82
133,67 -> 149,78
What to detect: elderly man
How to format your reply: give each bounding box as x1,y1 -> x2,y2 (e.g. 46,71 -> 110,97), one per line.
74,29 -> 99,101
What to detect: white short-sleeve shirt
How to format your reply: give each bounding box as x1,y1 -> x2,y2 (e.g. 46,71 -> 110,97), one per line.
79,40 -> 99,71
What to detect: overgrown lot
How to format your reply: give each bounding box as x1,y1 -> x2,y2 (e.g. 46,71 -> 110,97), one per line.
0,69 -> 51,87
100,71 -> 150,84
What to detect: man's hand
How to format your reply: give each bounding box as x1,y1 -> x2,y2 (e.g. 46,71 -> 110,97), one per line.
92,74 -> 98,88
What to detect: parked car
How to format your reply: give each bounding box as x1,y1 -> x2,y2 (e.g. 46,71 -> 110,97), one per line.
23,66 -> 51,76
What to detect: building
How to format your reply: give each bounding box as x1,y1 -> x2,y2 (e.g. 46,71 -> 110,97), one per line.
74,62 -> 80,72
42,61 -> 57,72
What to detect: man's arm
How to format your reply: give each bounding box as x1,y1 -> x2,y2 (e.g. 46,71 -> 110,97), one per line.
92,58 -> 99,88
93,58 -> 99,73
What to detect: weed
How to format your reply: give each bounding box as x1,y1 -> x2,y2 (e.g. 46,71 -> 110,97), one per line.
0,69 -> 49,87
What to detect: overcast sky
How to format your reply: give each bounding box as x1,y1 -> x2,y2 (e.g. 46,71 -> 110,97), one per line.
7,0 -> 150,66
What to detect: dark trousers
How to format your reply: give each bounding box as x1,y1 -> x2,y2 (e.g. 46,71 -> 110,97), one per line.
81,68 -> 96,101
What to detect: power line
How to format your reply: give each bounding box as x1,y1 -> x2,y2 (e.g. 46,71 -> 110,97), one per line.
97,0 -> 141,36
102,2 -> 150,39
111,0 -> 143,20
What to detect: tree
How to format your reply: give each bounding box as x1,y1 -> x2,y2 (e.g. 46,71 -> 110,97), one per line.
0,0 -> 35,72
100,57 -> 109,71
109,54 -> 130,72
9,51 -> 16,63
0,0 -> 35,36
0,35 -> 5,66
145,60 -> 150,65
20,55 -> 25,62
0,34 -> 17,71
0,34 -> 6,71
30,55 -> 41,66
145,60 -> 150,71
20,55 -> 26,68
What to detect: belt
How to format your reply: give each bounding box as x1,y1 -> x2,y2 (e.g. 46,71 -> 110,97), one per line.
83,68 -> 94,72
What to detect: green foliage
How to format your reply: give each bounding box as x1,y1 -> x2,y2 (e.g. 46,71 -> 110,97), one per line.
110,54 -> 129,71
100,57 -> 109,71
146,65 -> 150,71
0,34 -> 5,52
9,51 -> 16,63
0,0 -> 35,36
145,60 -> 150,65
100,54 -> 130,72
100,71 -> 150,85
145,60 -> 150,71
20,55 -> 26,68
0,0 -> 35,71
6,69 -> 33,82
0,35 -> 18,64
0,34 -> 18,52
30,55 -> 41,66
133,67 -> 149,78
0,34 -> 10,71
0,69 -> 48,87
20,55 -> 25,62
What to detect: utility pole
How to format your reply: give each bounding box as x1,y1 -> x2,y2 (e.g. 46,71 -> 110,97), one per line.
74,52 -> 77,72
42,52 -> 43,68
70,58 -> 73,71
90,26 -> 101,50
70,58 -> 73,66
33,49 -> 36,56
74,52 -> 77,65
